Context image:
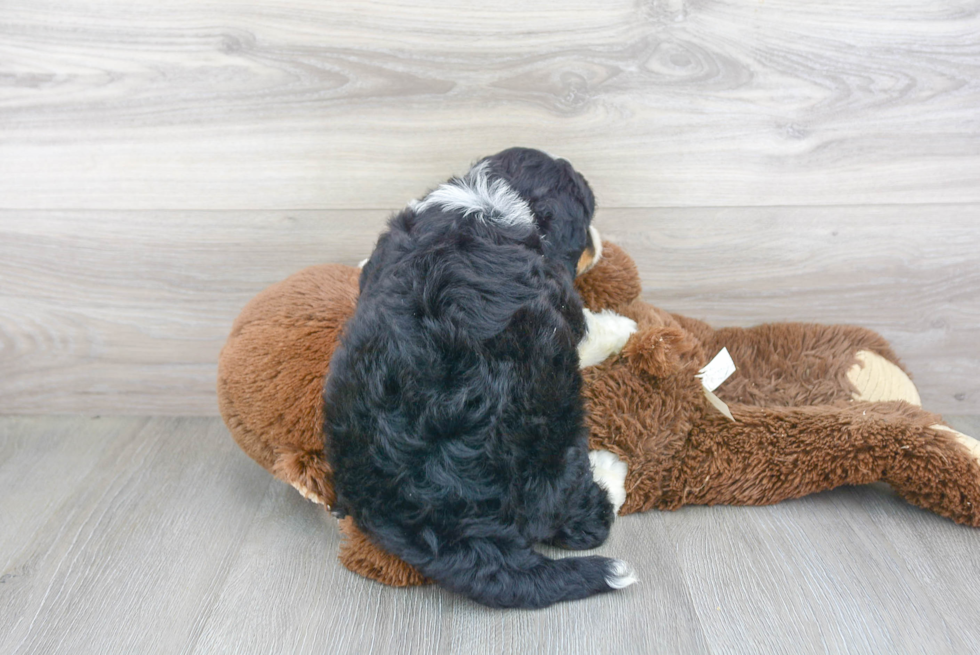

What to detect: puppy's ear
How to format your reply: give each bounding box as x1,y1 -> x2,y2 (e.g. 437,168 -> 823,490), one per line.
359,208 -> 415,290
575,241 -> 642,312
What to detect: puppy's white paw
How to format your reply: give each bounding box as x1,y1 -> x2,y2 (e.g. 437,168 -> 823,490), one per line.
357,258 -> 369,269
578,309 -> 638,368
589,449 -> 628,515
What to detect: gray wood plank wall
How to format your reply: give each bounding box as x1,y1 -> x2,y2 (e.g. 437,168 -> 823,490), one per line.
1,0 -> 978,415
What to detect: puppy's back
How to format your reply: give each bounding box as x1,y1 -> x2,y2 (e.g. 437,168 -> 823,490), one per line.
324,154 -> 633,608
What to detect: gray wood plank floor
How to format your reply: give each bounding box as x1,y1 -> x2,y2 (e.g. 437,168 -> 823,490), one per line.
3,415 -> 980,654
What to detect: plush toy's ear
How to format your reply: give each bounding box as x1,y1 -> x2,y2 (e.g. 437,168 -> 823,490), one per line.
574,241 -> 643,312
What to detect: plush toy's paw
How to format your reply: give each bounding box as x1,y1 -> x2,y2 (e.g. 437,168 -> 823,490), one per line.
578,309 -> 638,368
621,326 -> 701,378
272,446 -> 336,508
290,481 -> 326,505
589,449 -> 628,515
848,350 -> 922,406
915,424 -> 980,527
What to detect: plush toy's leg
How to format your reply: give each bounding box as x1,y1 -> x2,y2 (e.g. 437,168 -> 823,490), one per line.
669,402 -> 980,527
840,351 -> 975,485
679,321 -> 909,407
886,424 -> 980,526
337,517 -> 431,587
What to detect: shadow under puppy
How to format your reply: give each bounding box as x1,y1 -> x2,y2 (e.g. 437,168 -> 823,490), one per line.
324,148 -> 636,609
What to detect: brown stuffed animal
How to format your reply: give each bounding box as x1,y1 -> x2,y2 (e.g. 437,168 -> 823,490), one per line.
218,242 -> 980,587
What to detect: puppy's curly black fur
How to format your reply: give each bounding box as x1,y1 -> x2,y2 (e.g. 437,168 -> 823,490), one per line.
324,148 -> 633,608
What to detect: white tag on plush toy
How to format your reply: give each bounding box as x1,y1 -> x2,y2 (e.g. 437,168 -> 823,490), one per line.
703,387 -> 735,421
697,347 -> 736,392
697,348 -> 736,421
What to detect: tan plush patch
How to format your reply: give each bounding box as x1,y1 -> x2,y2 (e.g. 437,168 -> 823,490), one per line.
847,350 -> 922,406
933,424 -> 980,461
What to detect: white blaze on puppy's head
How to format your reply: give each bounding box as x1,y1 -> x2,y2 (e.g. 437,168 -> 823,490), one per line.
413,161 -> 534,227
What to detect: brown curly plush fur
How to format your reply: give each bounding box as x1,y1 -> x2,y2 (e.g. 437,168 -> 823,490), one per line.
218,264 -> 361,507
218,242 -> 980,587
337,517 -> 431,587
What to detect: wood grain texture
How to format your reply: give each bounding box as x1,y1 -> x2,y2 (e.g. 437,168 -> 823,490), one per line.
664,490 -> 970,653
3,416 -> 980,654
193,491 -> 710,655
0,210 -> 387,415
1,206 -> 976,414
1,0 -> 979,209
0,417 -> 272,655
858,415 -> 980,653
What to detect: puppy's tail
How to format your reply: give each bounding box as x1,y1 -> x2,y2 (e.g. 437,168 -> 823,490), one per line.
406,539 -> 637,609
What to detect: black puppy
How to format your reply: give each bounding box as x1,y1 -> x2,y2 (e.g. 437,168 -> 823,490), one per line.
324,148 -> 635,609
